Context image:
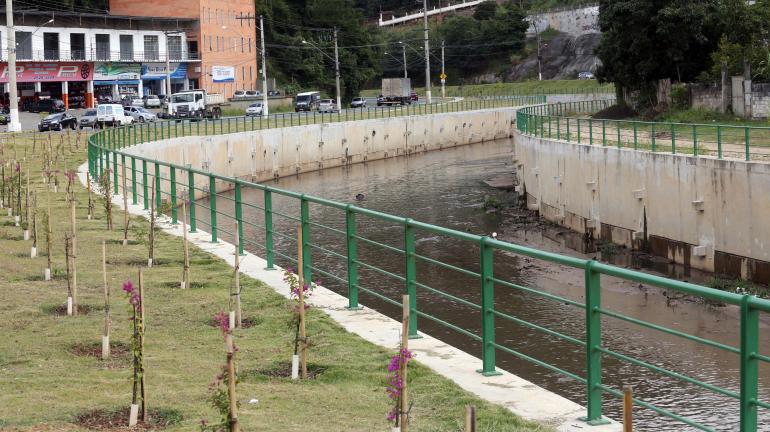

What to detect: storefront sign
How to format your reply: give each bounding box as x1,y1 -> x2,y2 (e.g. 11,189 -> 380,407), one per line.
141,63 -> 188,80
94,62 -> 141,81
0,62 -> 93,83
211,66 -> 235,83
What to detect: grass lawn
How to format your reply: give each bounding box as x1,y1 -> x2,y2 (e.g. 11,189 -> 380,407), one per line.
360,79 -> 613,98
0,134 -> 548,431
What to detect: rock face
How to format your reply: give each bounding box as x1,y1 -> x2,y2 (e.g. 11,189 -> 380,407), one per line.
507,33 -> 602,81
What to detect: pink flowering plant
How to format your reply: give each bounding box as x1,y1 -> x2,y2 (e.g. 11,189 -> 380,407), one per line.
200,311 -> 239,432
98,169 -> 113,229
123,279 -> 146,417
386,347 -> 414,424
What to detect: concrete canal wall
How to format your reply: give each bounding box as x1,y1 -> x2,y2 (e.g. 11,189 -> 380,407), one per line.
514,133 -> 770,284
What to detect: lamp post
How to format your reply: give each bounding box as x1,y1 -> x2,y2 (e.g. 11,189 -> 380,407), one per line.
302,35 -> 341,112
384,51 -> 407,78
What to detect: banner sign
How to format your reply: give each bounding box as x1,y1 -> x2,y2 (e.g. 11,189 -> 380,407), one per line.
212,66 -> 235,83
0,62 -> 93,83
94,62 -> 141,81
141,63 -> 188,80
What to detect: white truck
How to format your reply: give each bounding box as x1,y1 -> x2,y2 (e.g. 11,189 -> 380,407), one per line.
168,90 -> 226,119
379,78 -> 412,106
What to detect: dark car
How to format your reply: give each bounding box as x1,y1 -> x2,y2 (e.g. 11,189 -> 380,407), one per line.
30,99 -> 65,113
0,112 -> 8,125
410,91 -> 418,102
38,112 -> 77,131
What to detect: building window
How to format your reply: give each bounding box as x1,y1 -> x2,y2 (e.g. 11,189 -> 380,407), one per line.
70,33 -> 85,60
43,32 -> 59,60
15,31 -> 32,60
168,35 -> 182,60
95,34 -> 110,61
119,35 -> 133,61
242,66 -> 245,80
248,37 -> 251,53
241,37 -> 244,53
144,35 -> 159,60
249,66 -> 252,81
208,35 -> 212,52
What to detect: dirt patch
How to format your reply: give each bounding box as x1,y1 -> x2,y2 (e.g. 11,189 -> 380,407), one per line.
592,104 -> 637,120
42,304 -> 99,316
207,315 -> 263,329
161,281 -> 208,289
104,239 -> 141,246
246,360 -> 326,380
76,407 -> 182,431
107,257 -> 179,267
71,341 -> 130,358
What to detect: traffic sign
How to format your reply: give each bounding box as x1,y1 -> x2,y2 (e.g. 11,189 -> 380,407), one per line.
440,73 -> 447,80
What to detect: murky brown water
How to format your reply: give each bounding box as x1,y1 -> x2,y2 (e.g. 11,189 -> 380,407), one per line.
199,139 -> 770,431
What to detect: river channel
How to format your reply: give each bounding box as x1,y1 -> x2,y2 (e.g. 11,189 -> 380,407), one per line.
199,138 -> 770,431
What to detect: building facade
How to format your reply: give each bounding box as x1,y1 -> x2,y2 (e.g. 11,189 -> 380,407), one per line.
109,0 -> 258,97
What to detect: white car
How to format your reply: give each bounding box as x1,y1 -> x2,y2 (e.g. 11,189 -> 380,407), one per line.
144,95 -> 161,108
233,90 -> 246,99
97,104 -> 134,127
125,106 -> 157,123
245,102 -> 263,116
318,99 -> 336,113
245,90 -> 262,98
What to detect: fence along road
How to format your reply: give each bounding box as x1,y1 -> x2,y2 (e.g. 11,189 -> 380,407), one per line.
89,98 -> 770,431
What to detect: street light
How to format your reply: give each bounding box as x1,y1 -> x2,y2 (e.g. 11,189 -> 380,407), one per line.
384,51 -> 407,78
302,34 -> 341,112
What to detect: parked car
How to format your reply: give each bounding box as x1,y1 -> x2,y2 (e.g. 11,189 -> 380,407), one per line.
144,95 -> 161,108
578,71 -> 595,80
38,112 -> 77,131
245,90 -> 261,98
268,90 -> 281,97
376,94 -> 385,105
0,112 -> 9,125
410,91 -> 419,102
245,102 -> 263,116
125,106 -> 157,123
30,99 -> 65,113
350,97 -> 366,109
97,95 -> 115,104
318,99 -> 336,113
69,96 -> 85,109
79,109 -> 98,129
97,104 -> 134,127
233,90 -> 246,99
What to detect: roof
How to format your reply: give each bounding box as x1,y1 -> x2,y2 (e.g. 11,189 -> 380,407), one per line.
1,8 -> 197,24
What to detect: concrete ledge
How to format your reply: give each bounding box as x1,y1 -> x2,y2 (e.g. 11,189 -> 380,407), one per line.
79,161 -> 619,431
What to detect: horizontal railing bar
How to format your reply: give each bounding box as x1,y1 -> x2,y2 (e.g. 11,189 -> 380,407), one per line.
414,253 -> 480,278
493,278 -> 586,309
271,210 -> 302,223
271,230 -> 296,242
352,234 -> 405,255
415,310 -> 482,342
309,265 -> 347,285
307,243 -> 347,261
757,399 -> 770,411
353,259 -> 406,282
492,342 -> 586,384
273,250 -> 297,263
492,309 -> 585,347
241,201 -> 265,211
414,281 -> 481,310
597,347 -> 739,400
754,353 -> 770,363
357,284 -> 401,307
598,307 -> 739,354
241,220 -> 266,230
241,238 -> 266,250
307,220 -> 346,236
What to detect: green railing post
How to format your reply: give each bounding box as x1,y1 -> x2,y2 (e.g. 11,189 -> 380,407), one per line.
601,120 -> 606,146
693,125 -> 698,157
142,160 -> 149,210
104,150 -> 110,183
739,296 -> 759,432
717,125 -> 722,159
300,196 -> 312,283
744,127 -> 750,161
583,260 -> 608,425
589,119 -> 593,145
577,118 -> 581,143
209,175 -> 218,242
478,236 -> 500,376
131,157 -> 137,205
671,123 -> 676,154
651,124 -> 656,152
187,168 -> 197,233
616,122 -> 621,148
234,182 -> 244,255
154,163 -> 161,216
112,151 -> 119,193
264,189 -> 274,270
170,166 -> 177,224
404,219 -> 418,338
633,122 -> 638,150
345,205 -> 361,310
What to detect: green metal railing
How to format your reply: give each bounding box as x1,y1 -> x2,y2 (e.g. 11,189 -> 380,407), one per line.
88,100 -> 770,431
516,99 -> 770,161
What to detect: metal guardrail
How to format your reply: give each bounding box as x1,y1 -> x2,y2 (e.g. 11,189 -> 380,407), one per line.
517,100 -> 770,161
87,97 -> 770,431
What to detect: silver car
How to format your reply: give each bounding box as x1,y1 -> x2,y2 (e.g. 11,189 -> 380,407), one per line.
124,106 -> 157,123
318,99 -> 336,113
79,109 -> 98,129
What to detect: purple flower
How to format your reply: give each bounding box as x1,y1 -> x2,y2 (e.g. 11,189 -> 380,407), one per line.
212,311 -> 230,336
122,280 -> 134,294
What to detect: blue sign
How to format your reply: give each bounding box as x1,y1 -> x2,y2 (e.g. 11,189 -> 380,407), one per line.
141,63 -> 188,81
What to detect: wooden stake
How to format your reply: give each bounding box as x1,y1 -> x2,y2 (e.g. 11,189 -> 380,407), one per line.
227,332 -> 239,432
45,189 -> 52,280
464,405 -> 476,432
87,171 -> 93,220
623,385 -> 633,432
297,224 -> 308,379
102,240 -> 110,359
400,294 -> 410,432
138,268 -> 147,422
122,161 -> 129,246
148,181 -> 155,267
233,222 -> 242,328
70,198 -> 78,315
64,234 -> 72,315
181,199 -> 190,289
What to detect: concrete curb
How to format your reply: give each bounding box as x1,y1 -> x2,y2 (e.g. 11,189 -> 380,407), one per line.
78,160 -> 620,431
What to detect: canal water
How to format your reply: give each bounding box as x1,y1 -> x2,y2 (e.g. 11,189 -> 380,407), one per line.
202,138 -> 770,431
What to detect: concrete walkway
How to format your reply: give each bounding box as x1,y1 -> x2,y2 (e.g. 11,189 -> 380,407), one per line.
78,161 -> 621,432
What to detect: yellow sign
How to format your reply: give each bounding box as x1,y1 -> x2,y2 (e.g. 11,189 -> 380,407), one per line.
439,73 -> 447,80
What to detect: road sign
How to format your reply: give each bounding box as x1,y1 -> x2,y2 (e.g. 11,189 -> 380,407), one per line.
441,79 -> 446,84
440,73 -> 447,80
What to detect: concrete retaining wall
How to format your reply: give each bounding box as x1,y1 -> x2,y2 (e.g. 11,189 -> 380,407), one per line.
515,132 -> 770,284
124,108 -> 518,198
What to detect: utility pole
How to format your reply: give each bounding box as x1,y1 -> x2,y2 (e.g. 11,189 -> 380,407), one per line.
422,0 -> 432,104
441,39 -> 445,100
6,0 -> 21,132
165,48 -> 172,114
333,27 -> 341,112
260,15 -> 268,117
402,44 -> 407,79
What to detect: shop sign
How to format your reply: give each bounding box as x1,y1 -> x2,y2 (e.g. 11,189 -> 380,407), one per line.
211,66 -> 235,83
141,63 -> 188,80
94,62 -> 141,81
0,62 -> 93,83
